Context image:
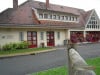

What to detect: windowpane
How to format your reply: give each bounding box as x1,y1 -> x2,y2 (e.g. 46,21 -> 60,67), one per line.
69,16 -> 71,21
57,32 -> 60,40
57,15 -> 60,20
44,14 -> 48,19
72,17 -> 74,21
40,32 -> 44,40
61,16 -> 64,20
19,32 -> 24,41
50,14 -> 52,19
39,14 -> 43,19
65,16 -> 68,20
53,15 -> 56,19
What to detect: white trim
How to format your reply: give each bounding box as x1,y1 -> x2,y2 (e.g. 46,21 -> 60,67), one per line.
32,8 -> 39,19
85,9 -> 100,31
38,19 -> 79,23
85,9 -> 94,29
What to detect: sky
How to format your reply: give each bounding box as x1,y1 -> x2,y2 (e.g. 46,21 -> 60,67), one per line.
0,0 -> 100,17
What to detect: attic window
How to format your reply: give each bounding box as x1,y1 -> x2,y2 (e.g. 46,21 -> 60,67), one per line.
53,15 -> 56,19
72,17 -> 75,21
65,16 -> 68,20
39,13 -> 43,19
44,14 -> 48,19
57,15 -> 60,20
75,17 -> 78,21
61,16 -> 64,20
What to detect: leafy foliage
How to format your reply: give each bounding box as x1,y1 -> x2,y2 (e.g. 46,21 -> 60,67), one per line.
2,41 -> 29,51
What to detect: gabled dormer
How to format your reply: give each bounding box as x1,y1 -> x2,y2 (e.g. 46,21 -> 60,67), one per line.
85,9 -> 100,30
32,0 -> 80,23
37,9 -> 79,23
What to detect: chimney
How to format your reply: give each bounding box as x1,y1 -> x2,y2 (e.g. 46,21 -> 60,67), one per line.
13,0 -> 18,9
46,0 -> 49,9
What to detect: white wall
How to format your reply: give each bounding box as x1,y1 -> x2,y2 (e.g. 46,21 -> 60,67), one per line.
0,28 -> 68,47
0,28 -> 21,46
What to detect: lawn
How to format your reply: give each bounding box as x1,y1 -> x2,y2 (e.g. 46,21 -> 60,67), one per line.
0,47 -> 52,55
32,57 -> 100,75
32,66 -> 68,75
86,57 -> 100,75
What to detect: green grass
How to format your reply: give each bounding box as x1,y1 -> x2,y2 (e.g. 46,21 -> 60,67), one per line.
86,57 -> 100,75
0,47 -> 51,55
32,66 -> 68,75
32,57 -> 100,75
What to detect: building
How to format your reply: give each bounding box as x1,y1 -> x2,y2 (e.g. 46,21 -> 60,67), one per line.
0,0 -> 100,48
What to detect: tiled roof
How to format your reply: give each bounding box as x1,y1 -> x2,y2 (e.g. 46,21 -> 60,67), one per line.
0,0 -> 93,29
33,1 -> 80,15
39,20 -> 81,27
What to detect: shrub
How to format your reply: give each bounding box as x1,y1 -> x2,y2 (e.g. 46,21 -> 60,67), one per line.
2,41 -> 29,51
2,43 -> 12,51
17,41 -> 29,49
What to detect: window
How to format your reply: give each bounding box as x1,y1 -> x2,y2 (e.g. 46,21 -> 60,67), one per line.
40,32 -> 44,40
57,15 -> 60,20
61,16 -> 64,20
19,32 -> 24,41
89,21 -> 91,24
57,32 -> 60,40
49,14 -> 52,19
75,17 -> 78,21
72,17 -> 74,21
87,25 -> 89,28
53,15 -> 56,19
91,17 -> 95,20
44,14 -> 48,19
39,14 -> 43,19
69,16 -> 71,21
65,16 -> 68,20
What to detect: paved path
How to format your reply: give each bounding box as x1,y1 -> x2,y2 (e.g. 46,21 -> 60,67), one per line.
0,43 -> 100,75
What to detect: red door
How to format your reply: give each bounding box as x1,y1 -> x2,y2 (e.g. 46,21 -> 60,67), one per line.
27,31 -> 37,48
47,31 -> 55,47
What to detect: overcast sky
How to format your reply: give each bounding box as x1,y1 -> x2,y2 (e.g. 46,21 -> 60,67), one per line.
0,0 -> 100,17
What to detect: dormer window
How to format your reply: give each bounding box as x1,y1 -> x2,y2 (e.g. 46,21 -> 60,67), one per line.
57,15 -> 60,20
61,16 -> 64,20
38,10 -> 79,22
39,13 -> 43,19
53,15 -> 56,19
44,14 -> 48,19
65,16 -> 68,20
69,16 -> 71,21
48,14 -> 52,19
72,17 -> 75,21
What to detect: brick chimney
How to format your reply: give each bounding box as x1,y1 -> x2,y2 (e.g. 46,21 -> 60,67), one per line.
46,0 -> 49,9
13,0 -> 18,9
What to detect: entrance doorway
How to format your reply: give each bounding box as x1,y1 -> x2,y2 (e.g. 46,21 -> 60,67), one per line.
27,31 -> 37,48
47,31 -> 55,46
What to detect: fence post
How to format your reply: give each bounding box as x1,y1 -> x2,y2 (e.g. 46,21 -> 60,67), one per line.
67,40 -> 76,75
67,40 -> 96,75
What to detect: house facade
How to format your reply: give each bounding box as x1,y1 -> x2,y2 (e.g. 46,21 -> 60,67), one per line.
0,0 -> 100,48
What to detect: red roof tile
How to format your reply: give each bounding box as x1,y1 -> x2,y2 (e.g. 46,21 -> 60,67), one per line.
0,0 -> 93,29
